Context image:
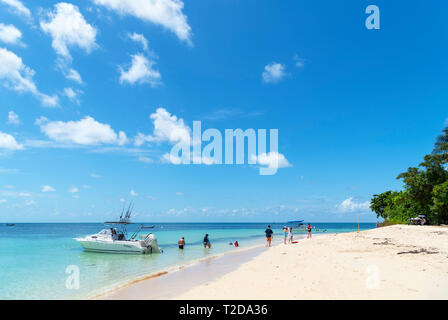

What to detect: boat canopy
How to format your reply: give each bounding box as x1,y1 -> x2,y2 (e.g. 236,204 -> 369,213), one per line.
288,220 -> 304,223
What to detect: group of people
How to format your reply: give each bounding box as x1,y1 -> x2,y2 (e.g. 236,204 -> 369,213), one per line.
264,224 -> 313,247
177,224 -> 315,250
177,234 -> 213,250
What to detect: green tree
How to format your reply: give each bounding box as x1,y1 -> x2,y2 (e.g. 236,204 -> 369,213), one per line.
370,191 -> 394,219
432,180 -> 448,224
433,126 -> 448,164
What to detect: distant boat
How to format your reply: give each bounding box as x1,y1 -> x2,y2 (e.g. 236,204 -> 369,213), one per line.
287,220 -> 305,229
5,223 -> 15,227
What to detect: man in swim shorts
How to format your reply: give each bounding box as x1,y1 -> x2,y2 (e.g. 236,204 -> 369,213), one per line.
283,226 -> 288,244
203,234 -> 211,248
307,224 -> 312,239
178,237 -> 186,249
265,225 -> 274,247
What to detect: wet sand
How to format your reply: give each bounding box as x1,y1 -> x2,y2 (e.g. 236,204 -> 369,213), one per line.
99,245 -> 265,299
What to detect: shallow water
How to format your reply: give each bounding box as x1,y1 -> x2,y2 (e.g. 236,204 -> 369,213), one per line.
0,222 -> 375,299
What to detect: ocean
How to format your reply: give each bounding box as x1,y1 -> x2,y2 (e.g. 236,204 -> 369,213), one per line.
0,222 -> 376,299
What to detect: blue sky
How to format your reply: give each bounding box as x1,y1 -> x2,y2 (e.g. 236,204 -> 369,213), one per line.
0,0 -> 447,222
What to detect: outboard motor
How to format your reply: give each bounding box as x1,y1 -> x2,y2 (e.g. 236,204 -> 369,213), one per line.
143,233 -> 162,253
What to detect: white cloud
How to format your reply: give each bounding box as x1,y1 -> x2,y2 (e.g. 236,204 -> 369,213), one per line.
68,187 -> 79,193
0,48 -> 59,107
41,185 -> 55,192
130,189 -> 138,196
93,0 -> 192,44
90,173 -> 102,178
36,116 -> 128,146
65,67 -> 83,84
119,197 -> 125,202
294,54 -> 305,68
0,131 -> 23,150
7,111 -> 20,125
40,3 -> 98,60
251,152 -> 291,169
63,87 -> 82,104
162,153 -> 218,165
138,156 -> 153,163
128,32 -> 148,51
337,197 -> 371,212
135,107 -> 190,146
0,199 -> 6,204
0,23 -> 22,45
0,0 -> 31,19
119,54 -> 161,87
262,62 -> 286,83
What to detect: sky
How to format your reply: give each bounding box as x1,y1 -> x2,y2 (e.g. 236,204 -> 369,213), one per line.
0,0 -> 447,223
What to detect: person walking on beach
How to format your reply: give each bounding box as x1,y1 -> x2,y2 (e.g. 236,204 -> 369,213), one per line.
265,225 -> 274,247
178,237 -> 186,249
283,226 -> 288,244
203,234 -> 211,248
307,224 -> 312,239
288,227 -> 293,244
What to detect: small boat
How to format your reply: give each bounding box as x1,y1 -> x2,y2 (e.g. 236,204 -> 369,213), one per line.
74,204 -> 162,254
287,220 -> 306,231
5,223 -> 15,227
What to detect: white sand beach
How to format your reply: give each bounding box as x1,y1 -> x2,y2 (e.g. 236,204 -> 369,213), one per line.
106,225 -> 448,300
175,225 -> 448,300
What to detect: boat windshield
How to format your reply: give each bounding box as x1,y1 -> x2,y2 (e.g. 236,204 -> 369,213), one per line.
98,229 -> 112,235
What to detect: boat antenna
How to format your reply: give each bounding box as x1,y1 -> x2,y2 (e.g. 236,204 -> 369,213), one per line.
119,203 -> 125,221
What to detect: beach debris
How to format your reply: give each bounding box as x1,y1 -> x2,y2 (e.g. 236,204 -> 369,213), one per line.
397,248 -> 439,255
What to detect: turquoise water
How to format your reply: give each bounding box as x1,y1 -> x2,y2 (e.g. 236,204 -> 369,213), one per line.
0,222 -> 376,299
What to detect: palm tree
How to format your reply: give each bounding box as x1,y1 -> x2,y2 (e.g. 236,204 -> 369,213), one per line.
434,126 -> 448,163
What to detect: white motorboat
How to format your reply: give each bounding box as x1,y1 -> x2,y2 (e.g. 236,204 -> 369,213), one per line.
74,204 -> 162,254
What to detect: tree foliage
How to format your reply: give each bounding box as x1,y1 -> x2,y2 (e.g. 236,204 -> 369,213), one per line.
371,125 -> 448,225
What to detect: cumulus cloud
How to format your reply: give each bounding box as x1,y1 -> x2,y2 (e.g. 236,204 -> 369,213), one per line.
36,116 -> 128,146
130,189 -> 138,196
0,0 -> 31,19
119,54 -> 161,87
262,62 -> 286,83
57,65 -> 83,84
337,197 -> 371,212
251,152 -> 291,169
63,87 -> 82,104
134,107 -> 190,146
128,32 -> 148,51
0,131 -> 23,150
40,3 -> 98,60
41,185 -> 55,192
68,187 -> 78,193
0,23 -> 22,45
0,48 -> 59,107
7,110 -> 20,125
93,0 -> 192,44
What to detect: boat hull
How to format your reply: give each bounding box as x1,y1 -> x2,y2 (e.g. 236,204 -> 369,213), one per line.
75,239 -> 151,254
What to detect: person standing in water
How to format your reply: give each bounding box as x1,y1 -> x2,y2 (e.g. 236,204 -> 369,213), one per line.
203,234 -> 211,248
288,227 -> 293,244
307,224 -> 312,239
265,225 -> 274,247
283,226 -> 288,244
178,237 -> 186,249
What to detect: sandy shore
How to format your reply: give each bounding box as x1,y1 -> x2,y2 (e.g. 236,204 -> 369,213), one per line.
174,225 -> 448,300
100,245 -> 265,300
